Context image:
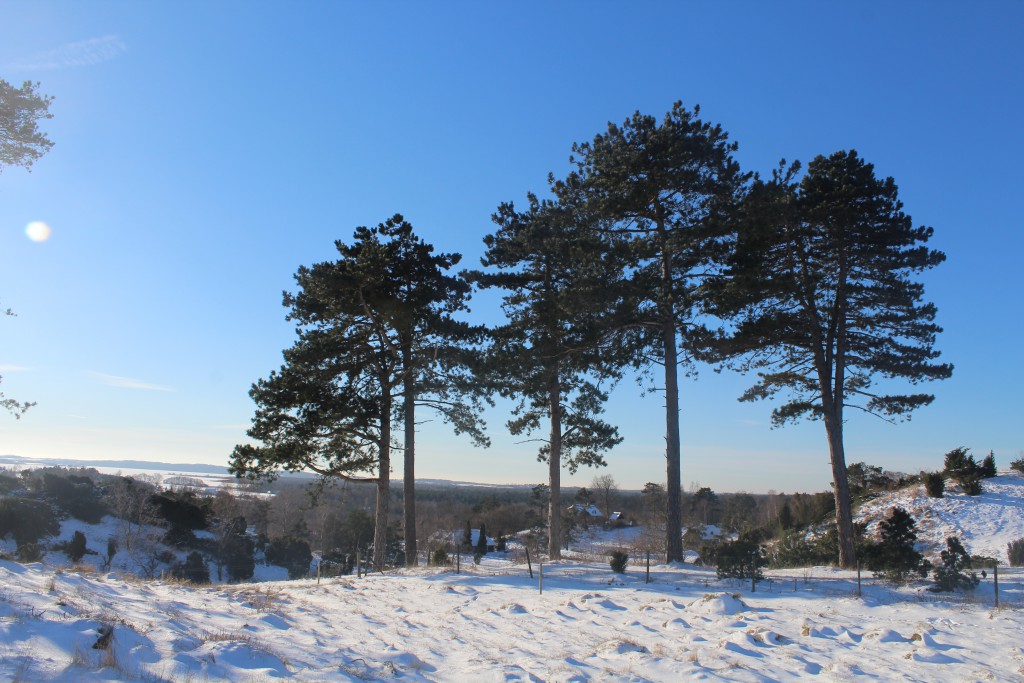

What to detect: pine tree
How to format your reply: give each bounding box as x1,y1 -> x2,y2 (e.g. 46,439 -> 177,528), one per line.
66,530 -> 88,563
714,152 -> 952,567
475,522 -> 488,556
869,507 -> 930,583
981,452 -> 997,478
554,102 -> 747,562
931,536 -> 978,592
231,215 -> 487,569
470,195 -> 623,560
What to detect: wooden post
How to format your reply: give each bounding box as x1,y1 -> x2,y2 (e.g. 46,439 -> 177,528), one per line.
539,559 -> 543,595
857,561 -> 862,597
456,550 -> 460,574
752,574 -> 756,593
525,547 -> 533,579
317,560 -> 322,585
357,549 -> 362,578
646,551 -> 651,584
993,563 -> 999,609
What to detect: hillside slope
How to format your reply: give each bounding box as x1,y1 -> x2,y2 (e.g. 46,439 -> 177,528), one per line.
855,472 -> 1024,563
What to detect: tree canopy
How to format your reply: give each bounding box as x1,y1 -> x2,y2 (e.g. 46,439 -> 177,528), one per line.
470,195 -> 622,558
714,150 -> 952,567
231,215 -> 487,568
553,102 -> 747,561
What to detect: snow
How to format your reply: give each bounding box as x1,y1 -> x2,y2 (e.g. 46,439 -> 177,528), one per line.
3,472 -> 1024,680
1,557 -> 1021,681
855,472 -> 1024,563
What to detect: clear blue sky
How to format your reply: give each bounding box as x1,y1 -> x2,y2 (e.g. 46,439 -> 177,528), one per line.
1,1 -> 1021,493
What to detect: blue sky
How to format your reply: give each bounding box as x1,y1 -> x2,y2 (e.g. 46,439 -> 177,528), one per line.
1,1 -> 1021,493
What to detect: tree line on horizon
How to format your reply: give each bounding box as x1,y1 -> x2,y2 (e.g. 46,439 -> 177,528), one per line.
227,101 -> 952,571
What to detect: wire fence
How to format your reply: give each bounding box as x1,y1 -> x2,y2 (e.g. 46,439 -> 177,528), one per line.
371,549 -> 1024,611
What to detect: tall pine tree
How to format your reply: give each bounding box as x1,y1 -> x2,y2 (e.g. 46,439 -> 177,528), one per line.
554,102 -> 746,561
715,151 -> 952,567
231,215 -> 486,568
470,195 -> 622,560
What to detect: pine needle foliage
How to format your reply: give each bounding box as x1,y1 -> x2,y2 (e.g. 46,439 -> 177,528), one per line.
712,151 -> 952,567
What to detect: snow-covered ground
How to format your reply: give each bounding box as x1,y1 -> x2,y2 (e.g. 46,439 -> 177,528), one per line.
856,472 -> 1024,563
3,471 -> 1022,680
1,557 -> 1021,682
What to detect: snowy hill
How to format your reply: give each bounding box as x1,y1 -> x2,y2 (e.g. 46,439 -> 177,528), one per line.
855,472 -> 1024,563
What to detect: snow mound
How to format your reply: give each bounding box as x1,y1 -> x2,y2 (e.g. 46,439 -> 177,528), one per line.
686,592 -> 748,616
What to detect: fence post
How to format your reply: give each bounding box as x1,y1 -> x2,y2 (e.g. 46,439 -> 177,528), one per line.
357,549 -> 362,578
857,562 -> 862,597
993,563 -> 999,609
646,551 -> 650,584
525,547 -> 533,579
539,559 -> 543,595
456,550 -> 460,575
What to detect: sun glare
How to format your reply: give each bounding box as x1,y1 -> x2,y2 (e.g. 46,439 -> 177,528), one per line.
25,221 -> 52,242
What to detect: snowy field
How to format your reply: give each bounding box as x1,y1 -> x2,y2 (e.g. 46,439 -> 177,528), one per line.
1,557 -> 1021,682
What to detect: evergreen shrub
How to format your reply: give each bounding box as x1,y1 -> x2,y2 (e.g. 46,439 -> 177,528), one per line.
866,507 -> 931,584
923,472 -> 945,498
266,536 -> 312,579
431,548 -> 450,566
609,550 -> 629,574
66,530 -> 89,563
715,539 -> 766,584
1010,457 -> 1024,475
0,497 -> 59,548
1008,538 -> 1024,567
931,537 -> 979,592
171,551 -> 210,584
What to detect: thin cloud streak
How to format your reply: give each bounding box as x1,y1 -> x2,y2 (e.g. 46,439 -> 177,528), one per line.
0,365 -> 31,372
88,371 -> 173,392
11,35 -> 127,70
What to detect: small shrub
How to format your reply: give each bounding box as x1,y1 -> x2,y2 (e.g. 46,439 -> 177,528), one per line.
17,542 -> 43,562
265,536 -> 312,579
931,537 -> 979,592
715,539 -> 766,584
980,452 -> 997,478
1009,457 -> 1024,475
959,473 -> 983,496
431,548 -> 449,566
1008,538 -> 1024,567
943,447 -> 984,495
170,551 -> 210,584
162,526 -> 198,549
609,550 -> 629,574
0,497 -> 60,548
867,507 -> 931,584
923,472 -> 945,498
970,555 -> 997,568
769,531 -> 818,568
66,530 -> 89,563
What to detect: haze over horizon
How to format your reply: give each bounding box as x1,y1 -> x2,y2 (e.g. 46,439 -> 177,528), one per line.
2,2 -> 1021,494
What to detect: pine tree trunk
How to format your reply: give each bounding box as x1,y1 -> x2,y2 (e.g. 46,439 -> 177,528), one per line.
824,410 -> 856,568
658,215 -> 683,564
547,371 -> 562,560
373,391 -> 391,570
663,319 -> 683,563
402,341 -> 417,567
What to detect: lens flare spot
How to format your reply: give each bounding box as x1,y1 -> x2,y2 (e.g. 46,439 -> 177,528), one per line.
25,221 -> 52,242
